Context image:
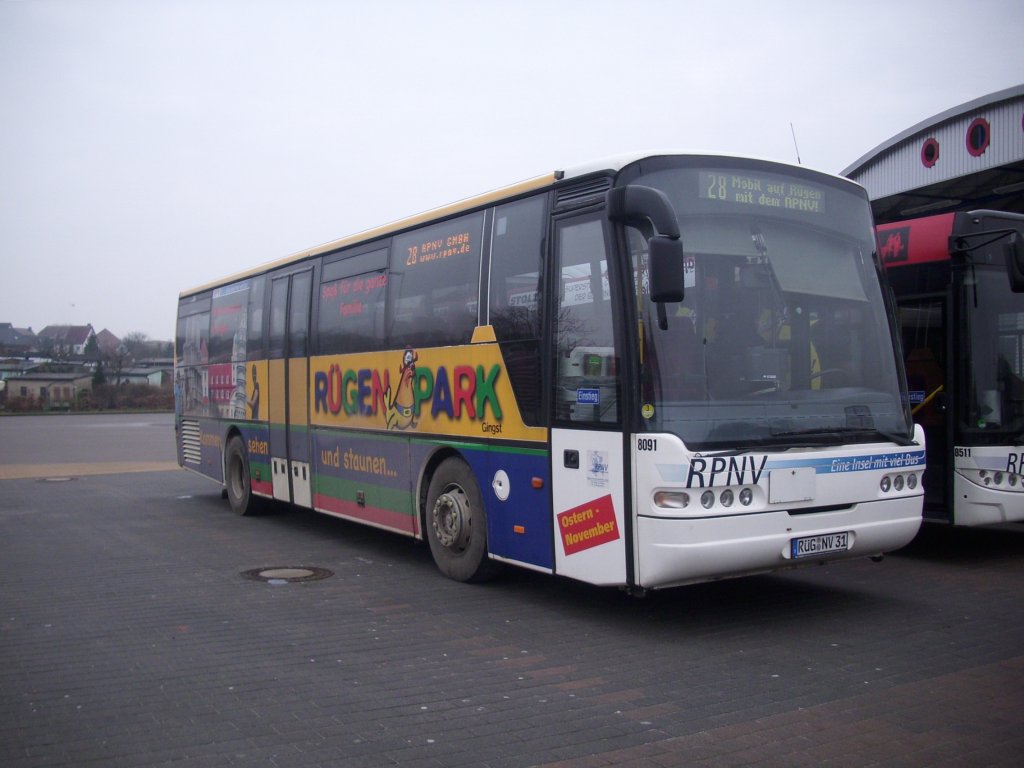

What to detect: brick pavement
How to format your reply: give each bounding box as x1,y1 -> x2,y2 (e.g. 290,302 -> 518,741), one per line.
1,470 -> 1022,767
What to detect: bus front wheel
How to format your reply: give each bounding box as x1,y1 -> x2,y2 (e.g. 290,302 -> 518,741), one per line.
424,457 -> 496,582
225,436 -> 263,516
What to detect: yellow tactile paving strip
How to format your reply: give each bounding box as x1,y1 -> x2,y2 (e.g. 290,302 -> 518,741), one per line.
0,462 -> 181,480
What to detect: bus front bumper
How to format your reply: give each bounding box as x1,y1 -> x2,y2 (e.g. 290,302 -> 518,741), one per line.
951,473 -> 1024,526
635,497 -> 922,590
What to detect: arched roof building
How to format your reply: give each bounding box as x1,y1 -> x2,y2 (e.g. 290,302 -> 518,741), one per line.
842,85 -> 1024,224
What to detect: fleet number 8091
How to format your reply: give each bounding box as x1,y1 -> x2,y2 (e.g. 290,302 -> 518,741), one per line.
637,438 -> 658,451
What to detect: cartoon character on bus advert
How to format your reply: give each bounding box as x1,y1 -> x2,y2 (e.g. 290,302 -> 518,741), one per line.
385,347 -> 418,431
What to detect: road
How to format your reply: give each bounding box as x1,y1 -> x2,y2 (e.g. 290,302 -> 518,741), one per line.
0,413 -> 1022,767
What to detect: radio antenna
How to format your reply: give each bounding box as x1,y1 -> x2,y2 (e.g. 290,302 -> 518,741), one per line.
790,122 -> 802,165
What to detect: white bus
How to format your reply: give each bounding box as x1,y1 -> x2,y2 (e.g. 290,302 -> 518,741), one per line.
175,152 -> 924,591
879,209 -> 1024,525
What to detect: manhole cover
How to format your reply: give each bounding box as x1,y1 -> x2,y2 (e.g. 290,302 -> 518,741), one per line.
241,566 -> 333,584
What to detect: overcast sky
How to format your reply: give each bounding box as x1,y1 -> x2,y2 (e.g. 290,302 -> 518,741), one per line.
2,0 -> 1022,342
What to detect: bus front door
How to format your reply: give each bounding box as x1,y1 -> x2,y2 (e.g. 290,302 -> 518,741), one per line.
267,270 -> 313,507
549,213 -> 629,586
900,297 -> 950,519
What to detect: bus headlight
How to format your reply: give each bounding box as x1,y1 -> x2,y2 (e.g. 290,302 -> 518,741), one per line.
739,487 -> 753,506
720,489 -> 734,507
701,491 -> 715,509
880,476 -> 891,493
894,475 -> 905,491
907,473 -> 918,490
961,468 -> 1024,491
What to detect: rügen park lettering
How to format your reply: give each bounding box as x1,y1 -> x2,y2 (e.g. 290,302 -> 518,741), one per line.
314,363 -> 502,422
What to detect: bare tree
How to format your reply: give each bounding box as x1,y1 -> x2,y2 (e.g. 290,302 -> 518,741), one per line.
122,331 -> 150,356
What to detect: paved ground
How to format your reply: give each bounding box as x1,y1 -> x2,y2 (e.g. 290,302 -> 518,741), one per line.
1,414 -> 1023,767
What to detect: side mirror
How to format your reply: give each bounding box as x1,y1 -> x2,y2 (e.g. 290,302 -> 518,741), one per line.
648,236 -> 685,303
950,215 -> 1024,293
607,184 -> 685,303
1005,233 -> 1024,292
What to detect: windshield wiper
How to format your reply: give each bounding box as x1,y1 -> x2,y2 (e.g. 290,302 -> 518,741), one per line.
701,434 -> 840,455
698,427 -> 917,456
860,428 -> 918,447
771,427 -> 917,447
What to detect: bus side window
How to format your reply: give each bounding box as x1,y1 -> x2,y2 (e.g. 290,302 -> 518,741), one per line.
247,275 -> 265,359
553,216 -> 618,424
318,270 -> 388,354
209,281 -> 250,365
175,296 -> 210,418
288,272 -> 312,357
390,212 -> 484,348
177,308 -> 210,367
319,246 -> 390,354
489,196 -> 546,425
268,278 -> 288,359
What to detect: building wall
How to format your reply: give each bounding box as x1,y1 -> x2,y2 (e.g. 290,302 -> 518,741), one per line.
14,377 -> 92,407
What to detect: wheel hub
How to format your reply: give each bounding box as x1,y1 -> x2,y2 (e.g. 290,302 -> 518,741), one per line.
432,486 -> 471,551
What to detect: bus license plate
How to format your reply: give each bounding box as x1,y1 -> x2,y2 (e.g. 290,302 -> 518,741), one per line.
791,531 -> 851,559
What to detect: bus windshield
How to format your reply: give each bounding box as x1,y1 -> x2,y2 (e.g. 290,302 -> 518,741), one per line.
628,162 -> 913,451
958,261 -> 1024,441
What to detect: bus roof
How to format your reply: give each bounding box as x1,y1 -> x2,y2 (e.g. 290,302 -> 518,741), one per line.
181,151 -> 857,298
877,213 -> 956,268
179,170 -> 559,298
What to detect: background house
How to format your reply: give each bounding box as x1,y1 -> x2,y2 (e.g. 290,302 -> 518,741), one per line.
111,367 -> 170,387
10,369 -> 93,409
95,328 -> 123,357
37,324 -> 96,357
0,359 -> 40,381
1,321 -> 173,411
0,323 -> 38,356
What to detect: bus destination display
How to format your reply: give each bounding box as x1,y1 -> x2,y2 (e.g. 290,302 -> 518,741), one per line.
699,171 -> 825,214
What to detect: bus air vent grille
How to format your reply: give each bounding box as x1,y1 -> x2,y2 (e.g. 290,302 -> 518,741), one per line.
181,419 -> 202,464
554,178 -> 612,211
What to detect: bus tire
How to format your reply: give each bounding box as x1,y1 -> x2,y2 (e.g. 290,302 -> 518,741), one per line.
424,457 -> 496,582
225,436 -> 263,516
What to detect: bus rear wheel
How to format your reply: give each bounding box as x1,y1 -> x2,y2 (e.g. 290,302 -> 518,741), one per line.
225,436 -> 264,516
424,457 -> 496,582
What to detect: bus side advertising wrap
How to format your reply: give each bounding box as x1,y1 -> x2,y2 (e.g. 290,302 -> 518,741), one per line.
310,344 -> 547,442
